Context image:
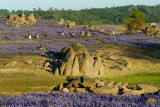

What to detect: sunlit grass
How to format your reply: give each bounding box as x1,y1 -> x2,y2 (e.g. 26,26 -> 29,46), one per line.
102,72 -> 160,88
0,69 -> 67,95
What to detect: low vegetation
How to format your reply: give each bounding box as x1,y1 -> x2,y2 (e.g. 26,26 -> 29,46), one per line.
0,12 -> 160,106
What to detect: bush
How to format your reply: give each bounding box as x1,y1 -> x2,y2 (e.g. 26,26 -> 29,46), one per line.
123,11 -> 145,34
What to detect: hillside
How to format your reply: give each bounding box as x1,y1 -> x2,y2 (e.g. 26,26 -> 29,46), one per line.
0,5 -> 160,25
0,17 -> 160,95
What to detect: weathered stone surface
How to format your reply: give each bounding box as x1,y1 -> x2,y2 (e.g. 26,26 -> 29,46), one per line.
68,87 -> 75,93
119,84 -> 131,92
136,84 -> 158,93
60,62 -> 66,75
75,88 -> 86,93
52,76 -> 159,95
104,81 -> 114,87
95,79 -> 105,87
80,53 -> 94,76
113,82 -> 122,87
54,68 -> 59,75
58,19 -> 75,28
64,49 -> 75,75
43,62 -> 50,67
123,90 -> 145,95
68,78 -> 81,88
79,82 -> 96,88
145,23 -> 159,36
56,43 -> 104,77
59,84 -> 63,91
62,88 -> 69,93
90,86 -> 119,95
6,13 -> 36,27
58,18 -> 65,24
71,57 -> 80,76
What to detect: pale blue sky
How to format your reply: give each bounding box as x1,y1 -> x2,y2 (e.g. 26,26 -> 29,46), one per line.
0,0 -> 159,11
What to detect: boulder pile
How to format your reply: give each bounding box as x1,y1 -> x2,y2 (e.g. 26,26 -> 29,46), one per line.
85,25 -> 106,32
145,23 -> 159,36
58,18 -> 75,28
53,43 -> 104,76
6,13 -> 36,27
53,76 -> 159,95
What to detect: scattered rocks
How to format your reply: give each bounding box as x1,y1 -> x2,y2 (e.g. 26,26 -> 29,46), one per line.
62,88 -> 69,93
58,18 -> 75,28
136,84 -> 158,93
123,90 -> 145,95
145,23 -> 159,36
6,13 -> 36,27
53,76 -> 159,95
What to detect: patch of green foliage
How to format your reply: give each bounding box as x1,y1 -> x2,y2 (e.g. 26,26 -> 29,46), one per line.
123,10 -> 145,34
102,72 -> 160,88
0,69 -> 67,95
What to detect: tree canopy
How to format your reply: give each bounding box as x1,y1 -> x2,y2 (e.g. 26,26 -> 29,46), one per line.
0,5 -> 160,25
123,10 -> 145,34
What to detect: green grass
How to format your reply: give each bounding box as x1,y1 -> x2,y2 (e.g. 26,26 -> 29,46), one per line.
102,72 -> 160,88
0,69 -> 67,95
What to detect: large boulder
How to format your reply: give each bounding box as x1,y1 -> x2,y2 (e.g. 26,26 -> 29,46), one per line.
136,84 -> 158,93
58,18 -> 65,24
6,13 -> 36,27
90,86 -> 119,95
145,23 -> 159,36
58,19 -> 76,28
123,90 -> 145,95
55,43 -> 104,77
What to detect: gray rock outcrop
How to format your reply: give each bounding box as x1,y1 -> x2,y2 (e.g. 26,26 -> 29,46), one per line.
52,76 -> 159,95
54,43 -> 104,77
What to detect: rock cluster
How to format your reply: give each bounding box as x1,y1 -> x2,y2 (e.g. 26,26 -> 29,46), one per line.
53,76 -> 159,95
85,25 -> 106,32
6,13 -> 36,27
58,18 -> 75,28
53,43 -> 104,76
145,23 -> 159,36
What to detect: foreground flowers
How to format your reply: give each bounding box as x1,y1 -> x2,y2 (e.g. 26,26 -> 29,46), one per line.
0,92 -> 160,107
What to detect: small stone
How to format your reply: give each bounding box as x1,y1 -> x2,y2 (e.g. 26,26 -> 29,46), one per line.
146,98 -> 157,104
104,81 -> 114,87
43,62 -> 50,67
59,84 -> 63,91
62,88 -> 69,93
75,88 -> 86,93
54,68 -> 59,75
68,87 -> 75,93
24,60 -> 32,64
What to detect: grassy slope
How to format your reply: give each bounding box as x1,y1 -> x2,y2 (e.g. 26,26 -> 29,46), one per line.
0,69 -> 67,96
0,25 -> 160,95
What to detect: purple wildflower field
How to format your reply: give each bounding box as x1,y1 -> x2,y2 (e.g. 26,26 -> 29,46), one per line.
0,92 -> 160,107
0,17 -> 160,107
1,17 -> 160,55
0,17 -> 104,55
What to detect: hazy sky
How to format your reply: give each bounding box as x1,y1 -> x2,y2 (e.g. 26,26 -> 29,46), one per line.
0,0 -> 159,11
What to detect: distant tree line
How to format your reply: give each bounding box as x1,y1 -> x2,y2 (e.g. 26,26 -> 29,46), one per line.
0,5 -> 160,25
